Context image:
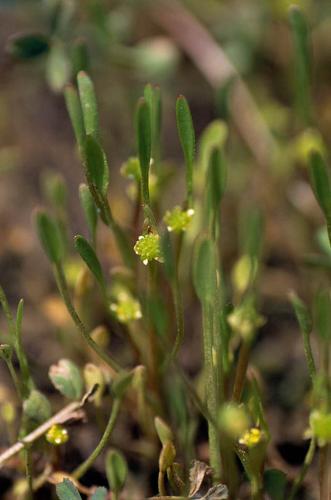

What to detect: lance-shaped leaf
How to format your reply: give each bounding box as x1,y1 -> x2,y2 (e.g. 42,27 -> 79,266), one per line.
74,235 -> 105,288
309,151 -> 331,223
35,209 -> 64,263
77,71 -> 99,137
289,5 -> 312,124
207,146 -> 227,214
56,479 -> 82,500
106,449 -> 128,495
64,84 -> 85,150
6,33 -> 49,59
176,95 -> 195,206
84,135 -> 109,196
136,97 -> 152,205
49,359 -> 83,400
193,237 -> 216,304
79,183 -> 97,243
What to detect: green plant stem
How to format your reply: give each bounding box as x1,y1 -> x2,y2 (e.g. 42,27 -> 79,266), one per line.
232,340 -> 251,402
319,444 -> 330,500
24,447 -> 34,500
289,438 -> 316,500
202,302 -> 221,480
0,287 -> 33,396
72,398 -> 121,479
158,470 -> 167,496
53,262 -> 122,372
6,358 -> 23,399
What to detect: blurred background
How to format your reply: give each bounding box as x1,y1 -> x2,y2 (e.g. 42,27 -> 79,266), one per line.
1,0 -> 331,498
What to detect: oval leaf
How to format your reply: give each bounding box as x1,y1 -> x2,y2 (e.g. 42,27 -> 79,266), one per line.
49,359 -> 83,400
56,479 -> 82,500
106,449 -> 128,494
64,85 -> 85,151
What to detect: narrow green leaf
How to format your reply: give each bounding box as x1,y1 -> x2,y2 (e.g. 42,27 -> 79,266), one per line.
35,209 -> 64,263
314,289 -> 331,341
6,33 -> 49,59
144,83 -> 162,160
239,207 -> 264,261
74,235 -> 105,287
106,449 -> 128,494
79,183 -> 97,243
136,97 -> 151,205
56,479 -> 82,500
49,359 -> 83,400
42,171 -> 68,209
84,135 -> 109,195
77,71 -> 99,137
176,95 -> 195,206
16,299 -> 24,339
207,146 -> 227,213
309,151 -> 331,222
46,41 -> 71,93
193,237 -> 216,304
71,38 -> 89,76
289,5 -> 312,124
290,292 -> 312,337
199,120 -> 228,170
64,84 -> 85,150
290,291 -> 316,380
264,469 -> 287,500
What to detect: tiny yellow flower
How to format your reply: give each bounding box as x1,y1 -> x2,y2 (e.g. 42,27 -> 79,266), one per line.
46,424 -> 69,446
239,427 -> 263,448
110,292 -> 142,323
134,233 -> 163,265
163,206 -> 194,233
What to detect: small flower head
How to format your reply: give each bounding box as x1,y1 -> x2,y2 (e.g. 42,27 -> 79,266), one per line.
46,424 -> 69,446
110,292 -> 142,323
309,410 -> 331,446
228,302 -> 265,341
163,206 -> 195,233
239,427 -> 263,448
134,232 -> 163,265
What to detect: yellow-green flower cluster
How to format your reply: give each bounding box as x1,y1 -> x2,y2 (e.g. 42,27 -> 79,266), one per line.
228,303 -> 265,341
309,410 -> 331,446
110,292 -> 142,323
163,206 -> 194,233
134,233 -> 163,265
46,424 -> 69,445
239,427 -> 263,448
